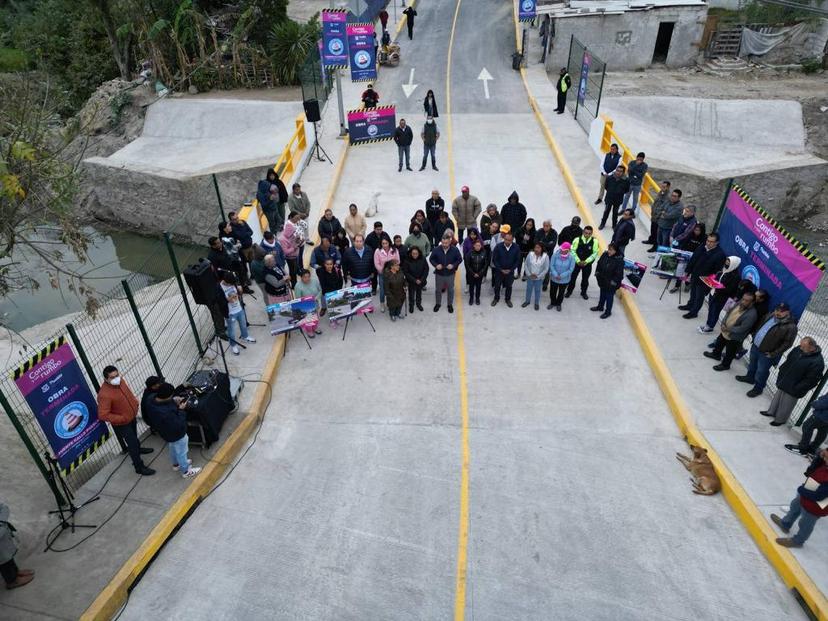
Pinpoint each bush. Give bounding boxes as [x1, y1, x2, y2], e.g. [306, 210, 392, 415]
[801, 57, 822, 74]
[268, 18, 319, 85]
[0, 47, 28, 72]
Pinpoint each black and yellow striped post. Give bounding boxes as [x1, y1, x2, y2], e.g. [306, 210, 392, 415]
[0, 386, 66, 507]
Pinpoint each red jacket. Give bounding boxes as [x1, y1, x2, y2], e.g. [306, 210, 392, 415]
[799, 457, 828, 517]
[97, 379, 139, 427]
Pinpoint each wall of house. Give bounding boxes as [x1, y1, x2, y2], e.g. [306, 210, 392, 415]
[545, 5, 708, 71]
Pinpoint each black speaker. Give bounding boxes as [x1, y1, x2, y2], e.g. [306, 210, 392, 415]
[184, 259, 217, 305]
[303, 98, 321, 123]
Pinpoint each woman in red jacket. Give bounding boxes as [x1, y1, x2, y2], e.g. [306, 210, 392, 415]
[771, 448, 828, 547]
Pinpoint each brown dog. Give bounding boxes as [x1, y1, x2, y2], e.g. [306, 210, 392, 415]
[676, 444, 721, 495]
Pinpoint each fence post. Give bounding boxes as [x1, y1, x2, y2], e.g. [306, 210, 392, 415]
[66, 323, 100, 392]
[574, 46, 587, 121]
[794, 372, 828, 427]
[121, 279, 163, 377]
[212, 173, 226, 222]
[595, 62, 606, 118]
[0, 387, 66, 507]
[712, 178, 734, 233]
[164, 233, 205, 357]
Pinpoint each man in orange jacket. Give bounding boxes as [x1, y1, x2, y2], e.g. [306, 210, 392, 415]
[97, 365, 155, 475]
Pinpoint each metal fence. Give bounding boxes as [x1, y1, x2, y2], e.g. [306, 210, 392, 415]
[565, 35, 607, 134]
[0, 181, 226, 505]
[767, 270, 828, 427]
[300, 43, 334, 108]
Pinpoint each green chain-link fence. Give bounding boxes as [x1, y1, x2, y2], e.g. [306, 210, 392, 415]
[566, 35, 607, 134]
[0, 179, 227, 504]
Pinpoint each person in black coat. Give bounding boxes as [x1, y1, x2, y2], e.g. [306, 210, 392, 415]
[393, 119, 414, 172]
[591, 243, 625, 319]
[318, 209, 343, 239]
[765, 338, 825, 426]
[423, 90, 439, 118]
[558, 216, 582, 246]
[611, 209, 636, 256]
[140, 376, 165, 433]
[501, 191, 527, 235]
[425, 190, 446, 243]
[146, 383, 200, 478]
[600, 165, 630, 230]
[403, 246, 428, 312]
[464, 238, 489, 306]
[432, 211, 455, 243]
[316, 258, 344, 316]
[554, 67, 571, 113]
[679, 232, 727, 319]
[256, 168, 287, 232]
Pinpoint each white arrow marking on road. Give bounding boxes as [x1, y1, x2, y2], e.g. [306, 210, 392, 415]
[401, 68, 418, 98]
[477, 67, 493, 99]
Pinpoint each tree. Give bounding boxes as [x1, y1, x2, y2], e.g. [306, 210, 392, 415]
[89, 0, 133, 81]
[0, 75, 98, 313]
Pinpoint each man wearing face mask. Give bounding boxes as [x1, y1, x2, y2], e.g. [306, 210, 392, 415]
[419, 116, 440, 171]
[97, 365, 156, 476]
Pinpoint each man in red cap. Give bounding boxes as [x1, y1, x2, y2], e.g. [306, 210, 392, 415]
[452, 186, 481, 243]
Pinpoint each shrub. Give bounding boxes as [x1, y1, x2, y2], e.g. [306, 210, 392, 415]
[268, 18, 319, 85]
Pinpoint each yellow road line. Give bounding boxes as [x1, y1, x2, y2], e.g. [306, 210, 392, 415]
[445, 0, 469, 619]
[511, 2, 828, 618]
[81, 336, 286, 621]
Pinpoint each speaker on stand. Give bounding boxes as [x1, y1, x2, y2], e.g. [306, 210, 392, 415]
[303, 98, 332, 164]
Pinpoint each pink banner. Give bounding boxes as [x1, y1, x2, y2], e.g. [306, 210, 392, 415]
[726, 191, 822, 292]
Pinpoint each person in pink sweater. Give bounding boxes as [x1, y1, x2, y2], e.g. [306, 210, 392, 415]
[373, 237, 400, 312]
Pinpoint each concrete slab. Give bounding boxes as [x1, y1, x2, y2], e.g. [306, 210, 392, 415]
[523, 30, 826, 612]
[85, 99, 304, 178]
[600, 96, 825, 178]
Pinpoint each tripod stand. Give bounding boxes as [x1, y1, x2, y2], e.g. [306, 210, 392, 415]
[44, 453, 98, 550]
[311, 121, 332, 164]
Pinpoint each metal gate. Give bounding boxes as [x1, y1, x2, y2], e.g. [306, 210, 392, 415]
[565, 35, 607, 133]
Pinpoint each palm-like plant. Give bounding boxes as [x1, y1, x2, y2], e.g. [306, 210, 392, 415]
[268, 19, 318, 85]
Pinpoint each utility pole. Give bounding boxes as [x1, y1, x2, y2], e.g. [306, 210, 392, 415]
[331, 0, 348, 137]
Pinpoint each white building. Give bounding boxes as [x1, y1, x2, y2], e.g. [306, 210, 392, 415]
[537, 0, 709, 71]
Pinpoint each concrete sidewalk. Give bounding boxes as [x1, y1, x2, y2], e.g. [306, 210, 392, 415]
[522, 44, 828, 608]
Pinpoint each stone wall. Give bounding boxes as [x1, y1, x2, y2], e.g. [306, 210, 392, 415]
[81, 162, 268, 243]
[546, 5, 708, 71]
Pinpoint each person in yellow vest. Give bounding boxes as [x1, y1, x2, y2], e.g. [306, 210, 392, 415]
[555, 67, 571, 114]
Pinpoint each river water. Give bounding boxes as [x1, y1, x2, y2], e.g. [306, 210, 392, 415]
[0, 227, 199, 333]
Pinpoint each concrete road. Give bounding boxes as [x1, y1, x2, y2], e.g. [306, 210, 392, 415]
[119, 1, 806, 619]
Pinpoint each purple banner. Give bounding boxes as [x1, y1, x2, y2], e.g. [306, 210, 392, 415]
[14, 340, 109, 474]
[717, 187, 824, 318]
[347, 23, 377, 82]
[578, 51, 591, 105]
[347, 105, 396, 143]
[322, 9, 349, 68]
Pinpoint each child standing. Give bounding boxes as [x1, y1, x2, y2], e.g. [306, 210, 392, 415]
[384, 261, 406, 321]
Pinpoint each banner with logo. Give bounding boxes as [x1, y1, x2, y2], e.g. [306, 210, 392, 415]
[578, 50, 591, 105]
[519, 0, 537, 21]
[322, 9, 349, 68]
[716, 185, 824, 318]
[13, 336, 109, 475]
[347, 105, 396, 144]
[347, 23, 377, 82]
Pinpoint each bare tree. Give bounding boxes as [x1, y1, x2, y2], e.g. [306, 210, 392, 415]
[0, 75, 99, 315]
[90, 0, 133, 81]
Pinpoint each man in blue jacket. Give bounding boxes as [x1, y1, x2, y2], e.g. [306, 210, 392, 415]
[491, 226, 521, 308]
[678, 232, 726, 319]
[342, 235, 375, 286]
[429, 233, 462, 313]
[622, 152, 648, 213]
[310, 236, 341, 270]
[145, 383, 201, 478]
[595, 143, 621, 205]
[787, 393, 828, 457]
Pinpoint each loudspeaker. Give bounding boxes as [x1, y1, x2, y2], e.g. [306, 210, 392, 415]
[184, 259, 217, 305]
[303, 98, 321, 123]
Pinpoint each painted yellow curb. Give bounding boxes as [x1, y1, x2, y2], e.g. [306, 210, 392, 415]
[80, 335, 286, 621]
[512, 2, 828, 619]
